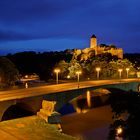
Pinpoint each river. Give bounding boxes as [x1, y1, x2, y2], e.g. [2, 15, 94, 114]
[60, 90, 113, 140]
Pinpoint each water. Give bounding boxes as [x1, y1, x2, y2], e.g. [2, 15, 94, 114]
[59, 90, 110, 115]
[1, 88, 111, 139]
[59, 90, 112, 140]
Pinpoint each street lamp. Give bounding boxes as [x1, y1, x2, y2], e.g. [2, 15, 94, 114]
[126, 68, 130, 78]
[67, 75, 70, 79]
[96, 67, 101, 80]
[76, 71, 82, 88]
[118, 69, 123, 79]
[54, 68, 60, 84]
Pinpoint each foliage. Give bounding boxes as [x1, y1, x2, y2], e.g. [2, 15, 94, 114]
[80, 55, 136, 79]
[55, 52, 136, 80]
[109, 44, 117, 48]
[108, 91, 140, 140]
[0, 57, 19, 86]
[109, 59, 136, 78]
[7, 51, 72, 81]
[5, 51, 137, 81]
[124, 53, 140, 69]
[55, 60, 69, 78]
[68, 59, 82, 79]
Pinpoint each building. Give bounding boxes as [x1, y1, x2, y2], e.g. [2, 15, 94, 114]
[73, 34, 123, 60]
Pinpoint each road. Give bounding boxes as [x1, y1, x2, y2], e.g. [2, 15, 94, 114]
[0, 78, 139, 102]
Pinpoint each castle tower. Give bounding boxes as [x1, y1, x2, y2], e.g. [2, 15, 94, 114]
[90, 34, 97, 49]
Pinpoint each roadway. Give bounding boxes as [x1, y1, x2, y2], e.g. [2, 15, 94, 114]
[0, 78, 139, 102]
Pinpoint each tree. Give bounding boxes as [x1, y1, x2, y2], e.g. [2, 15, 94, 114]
[7, 51, 73, 81]
[109, 59, 136, 78]
[0, 57, 19, 86]
[109, 44, 117, 48]
[108, 91, 140, 140]
[84, 56, 113, 79]
[68, 59, 82, 79]
[55, 60, 69, 79]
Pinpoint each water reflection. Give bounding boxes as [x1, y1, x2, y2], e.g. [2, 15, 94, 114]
[87, 91, 91, 108]
[60, 89, 111, 140]
[59, 89, 110, 115]
[25, 82, 28, 88]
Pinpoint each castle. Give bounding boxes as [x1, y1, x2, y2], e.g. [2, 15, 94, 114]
[73, 34, 123, 60]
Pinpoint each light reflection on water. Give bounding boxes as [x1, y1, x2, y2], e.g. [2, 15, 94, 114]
[87, 91, 91, 108]
[59, 89, 110, 115]
[60, 89, 111, 140]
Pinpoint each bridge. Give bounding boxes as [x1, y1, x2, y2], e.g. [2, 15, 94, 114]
[0, 78, 140, 121]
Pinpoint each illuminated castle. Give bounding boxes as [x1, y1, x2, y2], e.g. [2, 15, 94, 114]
[73, 34, 123, 60]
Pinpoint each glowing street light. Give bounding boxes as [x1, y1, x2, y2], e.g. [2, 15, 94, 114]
[96, 67, 101, 80]
[118, 69, 123, 79]
[76, 71, 82, 88]
[117, 127, 123, 135]
[54, 68, 60, 84]
[115, 127, 123, 140]
[126, 68, 130, 78]
[67, 75, 70, 79]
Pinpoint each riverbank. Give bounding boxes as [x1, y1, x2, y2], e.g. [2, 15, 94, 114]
[0, 116, 78, 140]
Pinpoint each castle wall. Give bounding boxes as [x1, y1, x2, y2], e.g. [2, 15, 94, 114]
[88, 46, 123, 59]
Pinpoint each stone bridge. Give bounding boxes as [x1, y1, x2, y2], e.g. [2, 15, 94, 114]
[0, 80, 140, 121]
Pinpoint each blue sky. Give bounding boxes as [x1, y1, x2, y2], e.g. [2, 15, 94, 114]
[0, 0, 140, 55]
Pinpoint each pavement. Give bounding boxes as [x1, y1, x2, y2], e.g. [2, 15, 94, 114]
[0, 116, 78, 140]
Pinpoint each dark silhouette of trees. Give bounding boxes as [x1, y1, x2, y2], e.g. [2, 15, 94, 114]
[108, 90, 140, 140]
[6, 51, 72, 81]
[0, 57, 19, 86]
[5, 51, 138, 82]
[124, 53, 140, 69]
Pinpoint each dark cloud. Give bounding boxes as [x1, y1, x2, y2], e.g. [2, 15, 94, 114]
[0, 30, 35, 41]
[0, 0, 140, 54]
[0, 0, 89, 22]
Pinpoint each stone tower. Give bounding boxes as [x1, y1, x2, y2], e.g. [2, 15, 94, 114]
[90, 34, 97, 49]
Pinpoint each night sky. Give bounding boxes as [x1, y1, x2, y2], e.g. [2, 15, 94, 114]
[0, 0, 140, 55]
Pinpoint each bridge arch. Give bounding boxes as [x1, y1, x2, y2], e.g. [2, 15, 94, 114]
[54, 86, 128, 111]
[0, 100, 16, 121]
[57, 87, 127, 115]
[2, 103, 34, 121]
[0, 97, 43, 122]
[138, 84, 140, 92]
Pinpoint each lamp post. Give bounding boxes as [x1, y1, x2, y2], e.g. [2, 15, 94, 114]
[118, 69, 123, 79]
[126, 68, 130, 78]
[54, 68, 60, 84]
[96, 67, 101, 80]
[76, 71, 82, 88]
